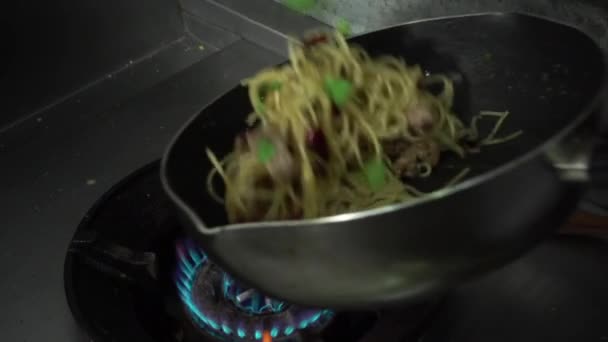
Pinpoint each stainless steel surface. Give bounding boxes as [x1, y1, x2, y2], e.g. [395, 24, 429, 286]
[295, 0, 608, 48]
[546, 117, 597, 183]
[0, 0, 184, 131]
[183, 0, 328, 56]
[0, 0, 318, 340]
[0, 41, 281, 341]
[162, 13, 606, 308]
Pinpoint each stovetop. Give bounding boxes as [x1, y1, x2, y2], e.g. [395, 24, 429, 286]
[64, 162, 435, 342]
[2, 1, 608, 341]
[0, 2, 298, 340]
[63, 162, 608, 342]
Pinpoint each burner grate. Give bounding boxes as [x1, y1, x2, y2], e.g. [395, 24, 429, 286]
[222, 273, 287, 315]
[175, 239, 333, 341]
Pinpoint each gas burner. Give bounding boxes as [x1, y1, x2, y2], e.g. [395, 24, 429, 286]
[222, 274, 286, 315]
[64, 161, 438, 342]
[175, 240, 333, 341]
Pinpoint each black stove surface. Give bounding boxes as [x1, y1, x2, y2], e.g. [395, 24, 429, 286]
[421, 235, 608, 342]
[64, 162, 608, 342]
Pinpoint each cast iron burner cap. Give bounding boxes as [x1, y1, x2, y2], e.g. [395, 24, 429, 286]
[176, 239, 333, 341]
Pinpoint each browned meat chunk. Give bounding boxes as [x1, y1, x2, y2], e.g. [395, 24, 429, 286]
[384, 139, 440, 178]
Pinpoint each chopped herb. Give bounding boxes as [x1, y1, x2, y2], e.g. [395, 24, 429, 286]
[336, 18, 352, 36]
[363, 158, 386, 191]
[268, 80, 282, 91]
[258, 81, 282, 108]
[324, 77, 353, 107]
[254, 100, 266, 114]
[257, 139, 276, 163]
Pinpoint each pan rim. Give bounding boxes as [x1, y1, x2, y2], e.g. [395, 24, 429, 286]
[161, 11, 607, 234]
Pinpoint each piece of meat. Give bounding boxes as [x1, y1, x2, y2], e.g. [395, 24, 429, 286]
[406, 104, 435, 135]
[383, 139, 410, 160]
[234, 134, 246, 153]
[269, 148, 297, 182]
[384, 139, 440, 178]
[245, 128, 297, 182]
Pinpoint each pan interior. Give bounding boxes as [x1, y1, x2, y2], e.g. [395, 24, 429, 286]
[164, 14, 605, 228]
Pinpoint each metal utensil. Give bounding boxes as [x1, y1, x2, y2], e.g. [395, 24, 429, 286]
[161, 13, 606, 309]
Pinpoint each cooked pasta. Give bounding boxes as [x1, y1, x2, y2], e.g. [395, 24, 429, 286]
[206, 31, 521, 223]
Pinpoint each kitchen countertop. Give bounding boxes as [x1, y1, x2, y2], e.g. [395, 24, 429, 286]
[0, 0, 328, 339]
[0, 40, 283, 341]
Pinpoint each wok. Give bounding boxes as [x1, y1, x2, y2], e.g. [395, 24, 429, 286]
[161, 13, 606, 308]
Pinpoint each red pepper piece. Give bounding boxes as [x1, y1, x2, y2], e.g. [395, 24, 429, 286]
[303, 34, 328, 47]
[307, 129, 328, 159]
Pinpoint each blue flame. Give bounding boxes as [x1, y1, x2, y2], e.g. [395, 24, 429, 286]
[175, 240, 334, 341]
[285, 326, 295, 335]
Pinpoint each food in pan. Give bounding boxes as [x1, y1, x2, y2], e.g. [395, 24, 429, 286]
[206, 31, 521, 223]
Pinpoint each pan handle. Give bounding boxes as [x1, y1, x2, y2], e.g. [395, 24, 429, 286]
[546, 115, 596, 184]
[547, 106, 608, 185]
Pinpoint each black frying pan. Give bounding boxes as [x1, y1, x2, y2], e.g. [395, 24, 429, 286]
[161, 13, 606, 309]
